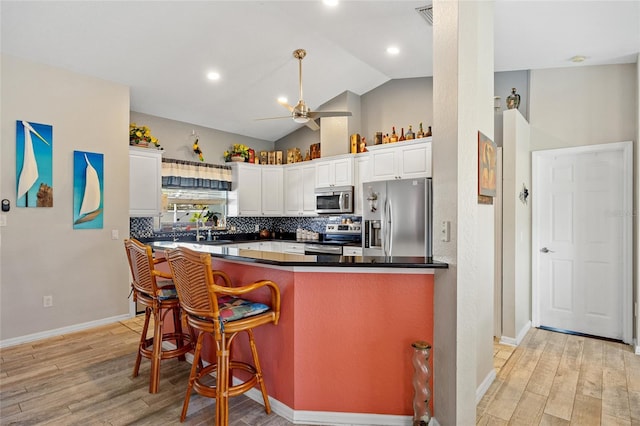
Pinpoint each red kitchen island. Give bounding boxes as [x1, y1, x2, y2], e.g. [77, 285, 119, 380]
[152, 241, 447, 425]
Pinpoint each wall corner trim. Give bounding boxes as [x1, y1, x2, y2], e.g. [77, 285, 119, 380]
[499, 320, 532, 346]
[476, 369, 497, 404]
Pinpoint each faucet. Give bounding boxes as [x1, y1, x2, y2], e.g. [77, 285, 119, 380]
[195, 207, 208, 241]
[196, 220, 206, 241]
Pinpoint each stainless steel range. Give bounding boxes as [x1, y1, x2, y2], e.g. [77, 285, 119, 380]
[304, 222, 362, 255]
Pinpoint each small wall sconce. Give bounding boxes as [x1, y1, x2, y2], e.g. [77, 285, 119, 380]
[519, 183, 529, 205]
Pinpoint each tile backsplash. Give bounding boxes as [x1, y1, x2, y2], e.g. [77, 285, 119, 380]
[130, 215, 361, 239]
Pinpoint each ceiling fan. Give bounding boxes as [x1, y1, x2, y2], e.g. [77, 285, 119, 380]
[258, 49, 352, 131]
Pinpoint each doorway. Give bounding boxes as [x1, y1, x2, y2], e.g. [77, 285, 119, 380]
[532, 141, 632, 343]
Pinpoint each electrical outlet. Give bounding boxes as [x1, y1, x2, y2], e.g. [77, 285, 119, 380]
[43, 295, 53, 308]
[255, 224, 259, 232]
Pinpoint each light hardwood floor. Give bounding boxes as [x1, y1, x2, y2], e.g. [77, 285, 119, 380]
[1, 318, 638, 425]
[477, 328, 640, 425]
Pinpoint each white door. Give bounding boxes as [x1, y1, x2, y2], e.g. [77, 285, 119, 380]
[532, 142, 632, 343]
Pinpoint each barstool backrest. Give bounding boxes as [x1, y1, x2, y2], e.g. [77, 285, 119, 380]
[165, 246, 221, 320]
[124, 238, 160, 296]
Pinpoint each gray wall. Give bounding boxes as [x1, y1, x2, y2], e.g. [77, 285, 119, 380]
[130, 111, 274, 164]
[1, 54, 131, 343]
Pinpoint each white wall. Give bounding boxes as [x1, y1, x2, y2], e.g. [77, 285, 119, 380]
[432, 0, 495, 423]
[0, 55, 131, 343]
[501, 109, 531, 344]
[636, 55, 639, 354]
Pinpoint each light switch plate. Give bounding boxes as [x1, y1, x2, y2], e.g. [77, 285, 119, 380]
[440, 220, 450, 242]
[111, 229, 119, 240]
[0, 215, 6, 227]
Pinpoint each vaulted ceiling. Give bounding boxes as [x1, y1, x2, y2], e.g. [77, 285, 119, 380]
[2, 1, 638, 141]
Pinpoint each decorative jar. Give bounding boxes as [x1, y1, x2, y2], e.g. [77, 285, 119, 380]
[411, 340, 432, 426]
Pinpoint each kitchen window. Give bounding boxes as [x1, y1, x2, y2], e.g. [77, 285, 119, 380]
[158, 188, 228, 232]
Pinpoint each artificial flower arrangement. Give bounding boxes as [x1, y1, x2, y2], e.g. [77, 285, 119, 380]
[193, 138, 204, 161]
[223, 143, 249, 162]
[129, 123, 161, 149]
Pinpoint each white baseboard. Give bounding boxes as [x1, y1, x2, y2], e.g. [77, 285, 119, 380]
[635, 345, 640, 355]
[0, 313, 130, 348]
[476, 369, 496, 404]
[239, 382, 420, 425]
[499, 320, 532, 346]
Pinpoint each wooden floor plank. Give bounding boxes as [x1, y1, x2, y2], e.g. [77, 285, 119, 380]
[602, 343, 631, 423]
[485, 341, 545, 421]
[569, 394, 601, 426]
[508, 390, 546, 425]
[543, 335, 584, 420]
[576, 337, 604, 399]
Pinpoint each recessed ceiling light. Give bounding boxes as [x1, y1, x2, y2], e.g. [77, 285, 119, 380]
[207, 71, 220, 81]
[323, 0, 339, 6]
[387, 46, 400, 55]
[570, 55, 586, 63]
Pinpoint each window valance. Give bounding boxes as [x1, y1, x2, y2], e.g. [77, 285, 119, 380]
[161, 158, 232, 190]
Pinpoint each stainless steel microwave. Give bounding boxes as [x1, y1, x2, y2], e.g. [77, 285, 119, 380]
[315, 186, 354, 214]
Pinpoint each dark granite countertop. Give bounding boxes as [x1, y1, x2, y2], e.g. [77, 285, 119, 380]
[151, 241, 448, 269]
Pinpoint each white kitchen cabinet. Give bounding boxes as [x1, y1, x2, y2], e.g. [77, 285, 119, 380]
[354, 154, 370, 215]
[343, 246, 363, 256]
[368, 138, 432, 181]
[282, 242, 306, 254]
[228, 163, 283, 216]
[129, 147, 162, 217]
[228, 163, 262, 217]
[269, 241, 283, 252]
[261, 167, 283, 216]
[284, 163, 317, 216]
[237, 241, 261, 250]
[315, 156, 353, 188]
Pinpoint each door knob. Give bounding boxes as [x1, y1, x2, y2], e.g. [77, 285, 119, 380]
[540, 247, 555, 253]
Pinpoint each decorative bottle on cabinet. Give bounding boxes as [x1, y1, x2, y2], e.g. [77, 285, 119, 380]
[406, 125, 415, 140]
[390, 127, 398, 143]
[399, 127, 406, 141]
[425, 126, 432, 137]
[416, 122, 424, 139]
[411, 341, 432, 426]
[506, 88, 520, 110]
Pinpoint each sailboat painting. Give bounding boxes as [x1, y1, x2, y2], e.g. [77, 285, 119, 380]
[16, 120, 53, 208]
[73, 151, 104, 229]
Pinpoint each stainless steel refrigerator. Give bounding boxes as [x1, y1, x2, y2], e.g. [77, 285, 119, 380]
[362, 178, 432, 257]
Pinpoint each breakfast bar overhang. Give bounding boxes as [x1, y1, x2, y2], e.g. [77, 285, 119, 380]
[152, 242, 447, 423]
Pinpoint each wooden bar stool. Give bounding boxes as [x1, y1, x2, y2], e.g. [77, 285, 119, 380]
[124, 238, 192, 394]
[165, 246, 281, 425]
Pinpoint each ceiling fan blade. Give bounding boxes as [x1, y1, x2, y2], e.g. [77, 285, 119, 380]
[305, 119, 320, 131]
[255, 116, 291, 121]
[278, 99, 294, 113]
[307, 111, 353, 119]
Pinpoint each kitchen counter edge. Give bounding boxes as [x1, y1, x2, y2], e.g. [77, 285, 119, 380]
[150, 241, 448, 269]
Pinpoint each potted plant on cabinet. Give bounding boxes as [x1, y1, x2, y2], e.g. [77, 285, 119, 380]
[129, 123, 161, 149]
[224, 143, 250, 162]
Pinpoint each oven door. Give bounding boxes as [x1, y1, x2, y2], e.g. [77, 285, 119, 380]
[304, 243, 344, 255]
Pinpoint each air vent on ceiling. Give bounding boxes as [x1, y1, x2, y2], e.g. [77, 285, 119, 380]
[416, 4, 433, 26]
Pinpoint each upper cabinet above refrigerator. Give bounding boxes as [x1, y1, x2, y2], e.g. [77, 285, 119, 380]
[367, 137, 432, 182]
